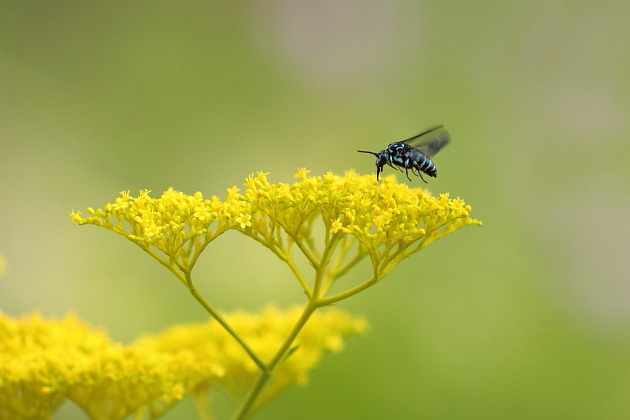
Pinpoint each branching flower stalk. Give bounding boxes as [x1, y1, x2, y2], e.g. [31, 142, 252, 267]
[69, 168, 481, 419]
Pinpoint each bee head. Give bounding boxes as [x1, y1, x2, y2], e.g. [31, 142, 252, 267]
[357, 149, 388, 180]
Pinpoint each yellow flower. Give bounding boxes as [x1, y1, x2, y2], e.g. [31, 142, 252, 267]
[226, 185, 241, 200]
[133, 306, 367, 411]
[119, 189, 132, 201]
[293, 167, 311, 180]
[0, 312, 111, 419]
[71, 187, 250, 275]
[71, 169, 480, 298]
[240, 170, 482, 300]
[0, 310, 215, 420]
[1, 308, 362, 419]
[236, 212, 252, 229]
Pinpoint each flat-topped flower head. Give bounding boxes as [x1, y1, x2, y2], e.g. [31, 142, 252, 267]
[71, 187, 250, 273]
[71, 169, 480, 297]
[240, 169, 481, 297]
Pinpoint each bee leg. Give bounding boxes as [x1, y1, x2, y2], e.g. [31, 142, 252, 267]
[405, 168, 412, 181]
[417, 172, 428, 184]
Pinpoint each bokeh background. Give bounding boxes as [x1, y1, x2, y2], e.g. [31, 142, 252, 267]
[2, 1, 630, 418]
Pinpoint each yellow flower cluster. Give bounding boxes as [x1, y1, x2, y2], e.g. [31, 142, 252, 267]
[0, 308, 366, 419]
[134, 306, 367, 411]
[0, 312, 204, 419]
[71, 187, 248, 273]
[241, 170, 481, 298]
[245, 169, 479, 249]
[71, 170, 481, 295]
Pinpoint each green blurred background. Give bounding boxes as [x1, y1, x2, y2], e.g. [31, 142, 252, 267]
[2, 1, 630, 418]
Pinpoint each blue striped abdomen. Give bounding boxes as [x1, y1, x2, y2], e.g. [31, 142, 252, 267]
[386, 143, 438, 178]
[409, 149, 437, 177]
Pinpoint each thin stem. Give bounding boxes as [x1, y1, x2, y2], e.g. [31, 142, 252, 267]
[321, 238, 366, 292]
[238, 232, 312, 296]
[194, 387, 215, 420]
[231, 300, 317, 420]
[318, 274, 379, 306]
[378, 245, 407, 277]
[284, 254, 312, 297]
[334, 247, 367, 279]
[232, 231, 342, 418]
[288, 230, 319, 268]
[185, 272, 267, 372]
[249, 204, 320, 267]
[189, 228, 228, 271]
[313, 231, 342, 295]
[142, 245, 188, 286]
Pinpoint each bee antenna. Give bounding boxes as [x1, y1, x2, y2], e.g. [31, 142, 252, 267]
[357, 150, 378, 156]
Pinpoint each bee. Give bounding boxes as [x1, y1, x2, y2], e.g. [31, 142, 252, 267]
[357, 125, 450, 182]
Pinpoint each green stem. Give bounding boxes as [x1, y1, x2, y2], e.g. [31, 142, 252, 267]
[194, 386, 215, 420]
[284, 254, 312, 297]
[189, 229, 229, 271]
[185, 272, 266, 372]
[230, 300, 318, 420]
[334, 247, 367, 279]
[313, 231, 342, 296]
[318, 274, 379, 306]
[144, 246, 188, 286]
[243, 234, 312, 297]
[289, 231, 319, 268]
[231, 231, 343, 419]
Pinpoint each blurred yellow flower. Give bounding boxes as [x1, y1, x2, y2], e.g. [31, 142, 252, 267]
[293, 167, 311, 180]
[133, 305, 367, 412]
[0, 312, 111, 419]
[0, 308, 365, 419]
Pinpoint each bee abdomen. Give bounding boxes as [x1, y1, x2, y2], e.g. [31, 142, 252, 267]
[411, 152, 437, 177]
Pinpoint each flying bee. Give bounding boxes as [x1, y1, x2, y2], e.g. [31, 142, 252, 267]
[357, 125, 450, 182]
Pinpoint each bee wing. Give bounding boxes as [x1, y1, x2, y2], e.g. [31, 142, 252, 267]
[400, 125, 450, 157]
